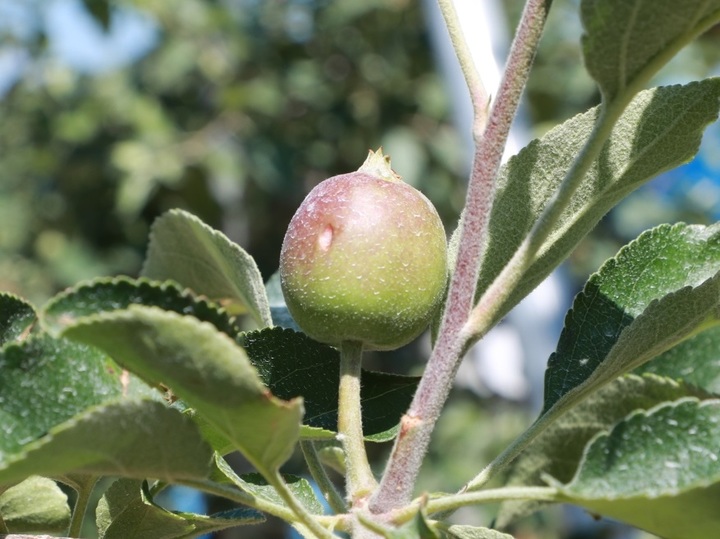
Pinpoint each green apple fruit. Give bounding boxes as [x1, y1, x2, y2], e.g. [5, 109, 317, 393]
[279, 149, 447, 350]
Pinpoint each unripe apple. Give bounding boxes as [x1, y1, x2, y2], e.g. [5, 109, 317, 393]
[279, 149, 447, 350]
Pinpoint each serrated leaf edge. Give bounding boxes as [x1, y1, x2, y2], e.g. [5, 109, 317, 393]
[142, 208, 273, 327]
[0, 397, 185, 487]
[41, 275, 242, 338]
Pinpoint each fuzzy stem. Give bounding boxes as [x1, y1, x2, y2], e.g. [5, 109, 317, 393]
[448, 6, 720, 497]
[452, 105, 631, 496]
[369, 0, 553, 513]
[301, 440, 348, 514]
[268, 470, 338, 539]
[0, 515, 8, 534]
[356, 512, 394, 537]
[181, 478, 300, 522]
[464, 98, 625, 345]
[437, 0, 491, 137]
[427, 486, 556, 518]
[67, 481, 95, 538]
[338, 340, 377, 505]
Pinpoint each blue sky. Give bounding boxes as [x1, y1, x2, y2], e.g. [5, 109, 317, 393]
[43, 0, 158, 73]
[0, 0, 157, 92]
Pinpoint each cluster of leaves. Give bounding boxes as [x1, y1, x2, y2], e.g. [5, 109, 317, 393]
[2, 217, 718, 538]
[1, 0, 720, 538]
[1, 209, 718, 536]
[0, 209, 420, 537]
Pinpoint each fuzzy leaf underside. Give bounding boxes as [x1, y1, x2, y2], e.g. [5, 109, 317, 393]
[581, 0, 720, 100]
[553, 398, 720, 539]
[141, 208, 272, 327]
[0, 294, 36, 348]
[0, 399, 213, 488]
[0, 476, 70, 534]
[43, 276, 240, 340]
[496, 374, 711, 527]
[542, 222, 720, 415]
[443, 526, 514, 539]
[96, 478, 263, 539]
[212, 454, 324, 516]
[61, 306, 303, 474]
[468, 79, 720, 329]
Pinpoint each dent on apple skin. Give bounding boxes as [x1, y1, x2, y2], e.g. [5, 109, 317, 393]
[280, 169, 448, 351]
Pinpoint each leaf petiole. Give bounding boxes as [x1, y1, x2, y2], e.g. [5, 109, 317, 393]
[66, 478, 98, 538]
[300, 440, 348, 514]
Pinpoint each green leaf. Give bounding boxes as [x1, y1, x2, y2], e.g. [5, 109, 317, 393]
[0, 476, 70, 534]
[180, 408, 239, 456]
[496, 374, 710, 528]
[43, 276, 240, 340]
[542, 223, 720, 415]
[553, 398, 720, 539]
[0, 334, 128, 460]
[44, 281, 412, 442]
[471, 79, 720, 328]
[141, 209, 272, 327]
[634, 326, 720, 394]
[443, 525, 514, 539]
[238, 327, 419, 442]
[317, 444, 346, 475]
[384, 510, 439, 539]
[0, 293, 36, 347]
[62, 306, 303, 474]
[362, 508, 439, 539]
[212, 455, 324, 516]
[0, 399, 212, 488]
[97, 478, 263, 539]
[581, 0, 720, 101]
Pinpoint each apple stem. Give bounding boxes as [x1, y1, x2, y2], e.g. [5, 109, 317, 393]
[338, 340, 378, 505]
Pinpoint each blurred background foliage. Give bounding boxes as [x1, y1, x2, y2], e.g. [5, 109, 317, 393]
[2, 0, 717, 305]
[0, 0, 469, 306]
[1, 1, 718, 538]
